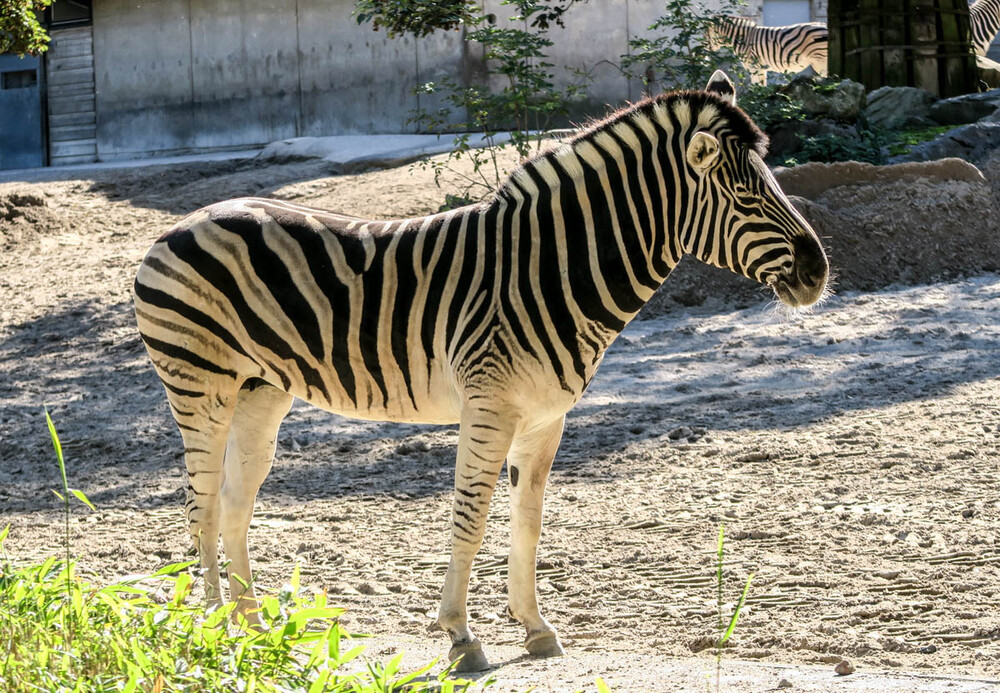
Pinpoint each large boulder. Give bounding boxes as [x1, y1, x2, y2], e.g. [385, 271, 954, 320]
[864, 86, 937, 129]
[784, 78, 867, 121]
[928, 88, 1000, 126]
[889, 121, 1000, 163]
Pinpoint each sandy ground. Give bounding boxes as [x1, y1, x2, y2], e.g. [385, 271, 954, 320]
[1, 150, 999, 692]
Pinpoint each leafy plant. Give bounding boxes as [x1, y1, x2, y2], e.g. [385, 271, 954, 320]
[0, 0, 52, 55]
[406, 1, 586, 200]
[623, 0, 749, 94]
[44, 407, 95, 644]
[713, 524, 753, 692]
[356, 1, 586, 202]
[352, 0, 478, 38]
[0, 412, 488, 691]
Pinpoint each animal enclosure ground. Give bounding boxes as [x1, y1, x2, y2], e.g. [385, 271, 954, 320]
[1, 153, 999, 692]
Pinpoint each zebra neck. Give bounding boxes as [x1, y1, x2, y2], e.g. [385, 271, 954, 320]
[717, 17, 756, 44]
[491, 120, 683, 333]
[973, 0, 1000, 39]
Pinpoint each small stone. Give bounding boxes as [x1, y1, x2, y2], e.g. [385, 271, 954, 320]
[961, 507, 975, 518]
[834, 660, 855, 676]
[777, 679, 794, 689]
[667, 426, 693, 440]
[918, 644, 938, 654]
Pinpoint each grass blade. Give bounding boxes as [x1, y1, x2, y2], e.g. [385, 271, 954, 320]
[719, 572, 754, 645]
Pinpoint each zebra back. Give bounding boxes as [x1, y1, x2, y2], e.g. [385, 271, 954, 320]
[971, 0, 1000, 56]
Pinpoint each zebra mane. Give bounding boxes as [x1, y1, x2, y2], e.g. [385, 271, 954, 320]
[719, 15, 758, 27]
[495, 89, 768, 204]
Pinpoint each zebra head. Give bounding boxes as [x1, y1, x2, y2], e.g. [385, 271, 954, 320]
[680, 70, 828, 308]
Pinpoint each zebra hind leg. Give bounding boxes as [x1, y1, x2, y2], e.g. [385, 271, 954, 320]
[436, 405, 517, 672]
[506, 415, 566, 658]
[165, 379, 241, 608]
[220, 378, 294, 626]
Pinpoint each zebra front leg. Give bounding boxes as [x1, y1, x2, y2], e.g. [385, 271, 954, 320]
[220, 381, 294, 626]
[436, 406, 517, 672]
[506, 415, 565, 658]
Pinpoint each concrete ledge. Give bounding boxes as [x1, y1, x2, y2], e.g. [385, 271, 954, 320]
[256, 133, 515, 171]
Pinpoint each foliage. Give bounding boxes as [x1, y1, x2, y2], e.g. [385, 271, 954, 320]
[7, 412, 487, 692]
[738, 83, 806, 131]
[0, 551, 485, 692]
[782, 127, 887, 166]
[352, 0, 478, 38]
[623, 0, 749, 93]
[884, 124, 955, 156]
[0, 0, 51, 56]
[401, 1, 587, 201]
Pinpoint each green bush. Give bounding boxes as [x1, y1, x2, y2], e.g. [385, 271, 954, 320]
[0, 546, 482, 692]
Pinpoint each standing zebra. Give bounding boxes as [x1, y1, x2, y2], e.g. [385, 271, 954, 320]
[708, 16, 828, 84]
[133, 71, 828, 672]
[971, 0, 1000, 56]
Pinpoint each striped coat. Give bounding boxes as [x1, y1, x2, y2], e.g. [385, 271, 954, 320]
[133, 71, 828, 671]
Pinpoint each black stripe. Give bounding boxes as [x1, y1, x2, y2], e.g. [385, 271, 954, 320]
[550, 156, 625, 333]
[142, 333, 237, 378]
[163, 227, 330, 402]
[390, 231, 419, 408]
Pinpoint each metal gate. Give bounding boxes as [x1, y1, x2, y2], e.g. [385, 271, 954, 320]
[0, 54, 45, 170]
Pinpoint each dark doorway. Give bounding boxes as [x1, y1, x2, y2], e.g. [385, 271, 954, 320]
[0, 54, 45, 170]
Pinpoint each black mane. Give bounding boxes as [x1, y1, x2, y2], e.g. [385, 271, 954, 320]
[494, 89, 768, 204]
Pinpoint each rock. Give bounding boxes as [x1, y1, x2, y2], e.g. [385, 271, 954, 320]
[834, 660, 856, 676]
[773, 158, 986, 200]
[777, 679, 793, 688]
[864, 86, 937, 129]
[785, 77, 867, 121]
[977, 55, 1000, 90]
[890, 121, 1000, 164]
[928, 88, 1000, 126]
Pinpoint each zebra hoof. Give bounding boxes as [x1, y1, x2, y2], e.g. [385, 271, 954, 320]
[525, 631, 565, 658]
[449, 638, 490, 672]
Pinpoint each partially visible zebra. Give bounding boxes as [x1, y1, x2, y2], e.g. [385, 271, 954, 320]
[708, 15, 828, 84]
[133, 71, 828, 672]
[971, 0, 1000, 56]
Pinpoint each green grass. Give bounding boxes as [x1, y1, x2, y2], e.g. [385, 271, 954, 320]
[885, 124, 955, 156]
[0, 543, 486, 692]
[0, 411, 487, 692]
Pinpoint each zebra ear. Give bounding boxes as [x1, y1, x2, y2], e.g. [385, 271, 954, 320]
[686, 131, 720, 174]
[705, 70, 736, 106]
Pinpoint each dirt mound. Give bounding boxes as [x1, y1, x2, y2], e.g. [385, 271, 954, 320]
[644, 157, 1000, 315]
[0, 189, 68, 249]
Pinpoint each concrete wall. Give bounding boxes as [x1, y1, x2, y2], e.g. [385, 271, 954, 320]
[90, 0, 740, 161]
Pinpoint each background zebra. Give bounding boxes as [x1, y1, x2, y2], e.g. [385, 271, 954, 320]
[133, 71, 828, 672]
[971, 0, 1000, 56]
[708, 16, 829, 84]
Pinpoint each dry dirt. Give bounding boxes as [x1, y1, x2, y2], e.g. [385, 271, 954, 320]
[1, 148, 1000, 692]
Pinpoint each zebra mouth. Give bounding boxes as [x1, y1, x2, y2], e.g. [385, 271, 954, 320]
[765, 235, 829, 308]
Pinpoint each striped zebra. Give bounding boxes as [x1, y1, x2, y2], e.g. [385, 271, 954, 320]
[133, 71, 828, 672]
[971, 0, 1000, 56]
[708, 16, 828, 84]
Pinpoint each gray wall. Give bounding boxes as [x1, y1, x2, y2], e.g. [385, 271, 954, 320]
[90, 0, 721, 161]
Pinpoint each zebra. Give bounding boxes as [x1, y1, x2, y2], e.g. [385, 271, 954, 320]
[971, 0, 1000, 56]
[133, 71, 828, 672]
[707, 16, 828, 84]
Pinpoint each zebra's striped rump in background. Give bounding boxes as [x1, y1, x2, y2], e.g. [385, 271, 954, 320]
[971, 0, 1000, 56]
[708, 16, 829, 84]
[133, 71, 827, 671]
